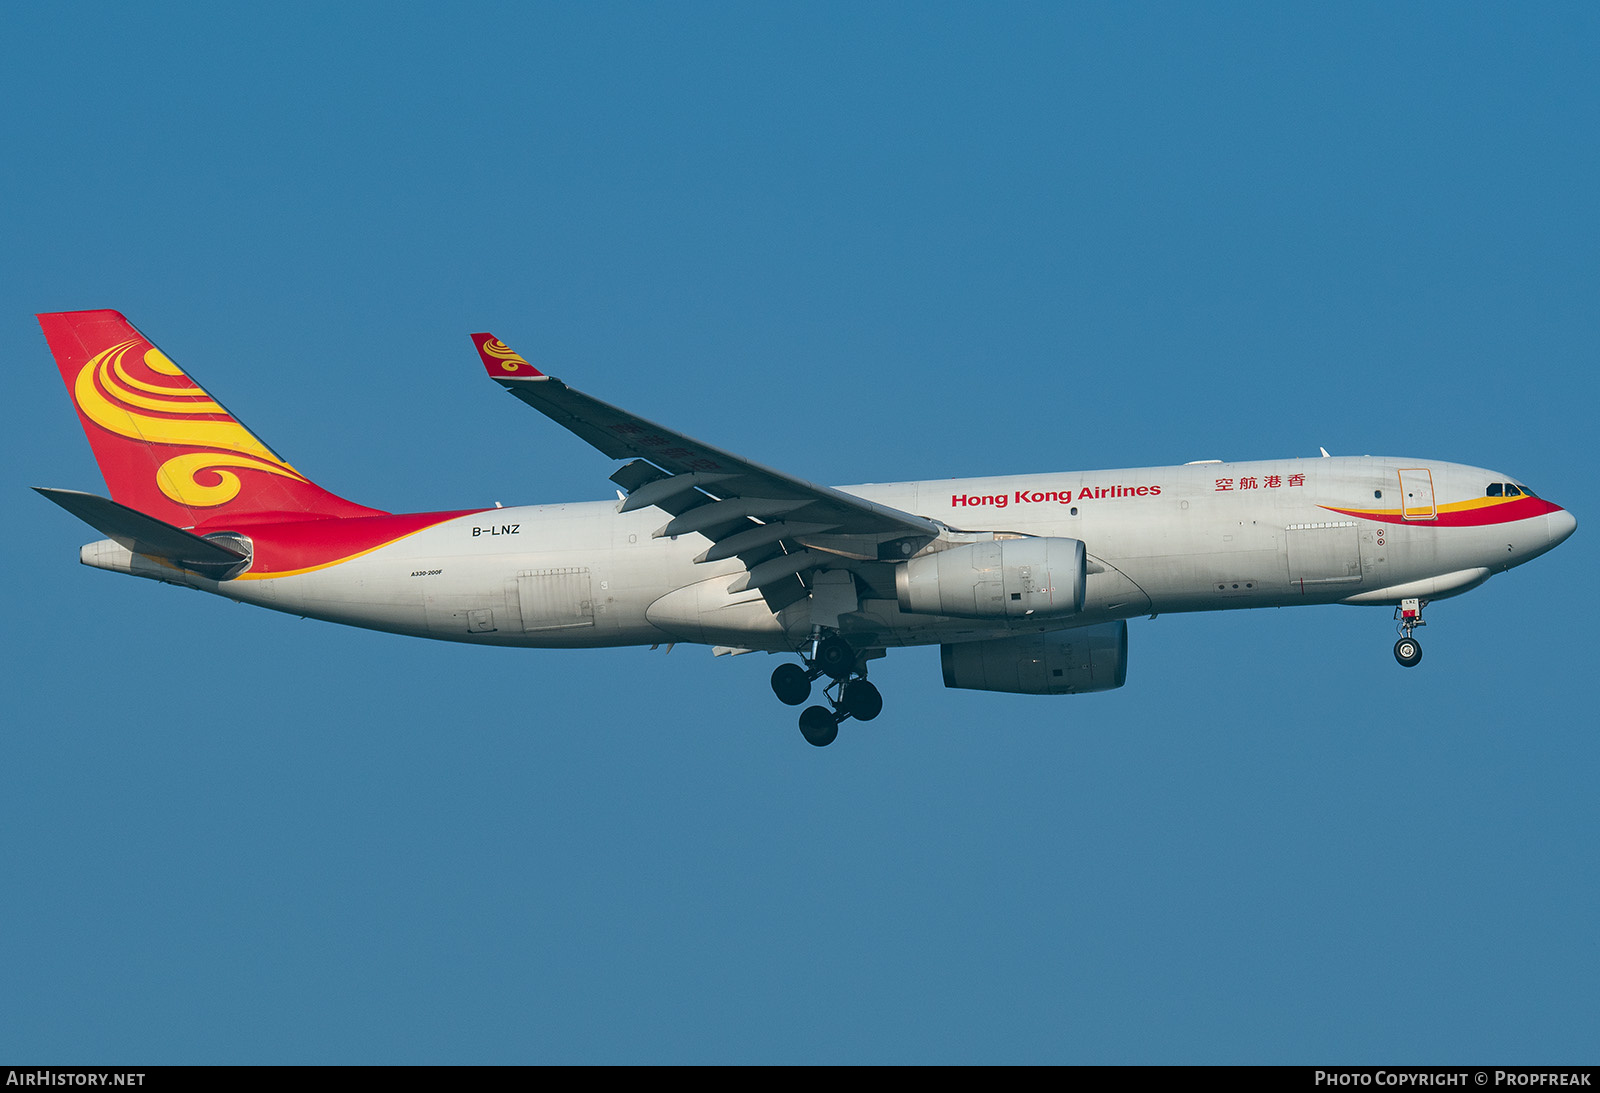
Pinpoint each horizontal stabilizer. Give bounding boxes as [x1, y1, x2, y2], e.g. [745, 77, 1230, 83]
[34, 487, 250, 574]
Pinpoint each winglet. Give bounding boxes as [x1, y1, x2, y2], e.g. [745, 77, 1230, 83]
[471, 333, 544, 379]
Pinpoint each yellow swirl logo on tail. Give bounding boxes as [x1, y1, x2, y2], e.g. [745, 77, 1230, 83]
[74, 339, 310, 508]
[480, 338, 532, 372]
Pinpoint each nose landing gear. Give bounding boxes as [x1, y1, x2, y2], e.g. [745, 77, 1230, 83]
[1393, 597, 1426, 667]
[772, 632, 883, 747]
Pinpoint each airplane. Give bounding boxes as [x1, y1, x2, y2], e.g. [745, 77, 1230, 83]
[34, 309, 1577, 746]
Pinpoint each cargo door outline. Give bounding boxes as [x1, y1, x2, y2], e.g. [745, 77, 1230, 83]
[1399, 468, 1436, 521]
[516, 568, 595, 631]
[1286, 523, 1363, 589]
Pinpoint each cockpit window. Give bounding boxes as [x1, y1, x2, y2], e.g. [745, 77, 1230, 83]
[1486, 483, 1503, 497]
[1519, 484, 1538, 498]
[1505, 484, 1523, 497]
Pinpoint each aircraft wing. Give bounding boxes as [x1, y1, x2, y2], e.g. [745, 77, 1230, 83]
[471, 334, 939, 610]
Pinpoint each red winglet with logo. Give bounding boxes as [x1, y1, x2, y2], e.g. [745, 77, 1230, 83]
[471, 332, 544, 378]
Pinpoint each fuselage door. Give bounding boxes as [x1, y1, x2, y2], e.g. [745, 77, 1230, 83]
[1286, 523, 1363, 586]
[517, 568, 596, 631]
[1398, 468, 1436, 521]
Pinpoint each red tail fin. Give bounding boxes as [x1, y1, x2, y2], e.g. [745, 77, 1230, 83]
[38, 310, 385, 527]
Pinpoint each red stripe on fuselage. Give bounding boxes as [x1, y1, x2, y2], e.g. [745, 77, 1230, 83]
[196, 509, 488, 576]
[1320, 495, 1561, 527]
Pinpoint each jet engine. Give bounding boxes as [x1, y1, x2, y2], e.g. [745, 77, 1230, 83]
[940, 621, 1128, 695]
[896, 536, 1086, 619]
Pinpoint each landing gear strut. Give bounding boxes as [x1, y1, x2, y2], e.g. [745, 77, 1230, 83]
[1393, 597, 1426, 668]
[771, 632, 883, 746]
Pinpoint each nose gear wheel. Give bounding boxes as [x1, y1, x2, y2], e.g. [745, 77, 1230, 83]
[1394, 637, 1422, 667]
[1392, 597, 1427, 668]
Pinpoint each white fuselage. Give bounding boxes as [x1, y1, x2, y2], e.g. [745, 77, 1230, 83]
[131, 456, 1568, 655]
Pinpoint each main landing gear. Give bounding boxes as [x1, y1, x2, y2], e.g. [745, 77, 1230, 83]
[1393, 597, 1426, 668]
[770, 632, 882, 747]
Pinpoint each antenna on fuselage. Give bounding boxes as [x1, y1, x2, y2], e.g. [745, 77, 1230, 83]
[1319, 447, 1331, 458]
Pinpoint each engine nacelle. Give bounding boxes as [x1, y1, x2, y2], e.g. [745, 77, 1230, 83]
[896, 536, 1086, 619]
[940, 621, 1128, 695]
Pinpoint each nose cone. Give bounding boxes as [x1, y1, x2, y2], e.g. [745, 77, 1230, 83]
[1547, 506, 1577, 549]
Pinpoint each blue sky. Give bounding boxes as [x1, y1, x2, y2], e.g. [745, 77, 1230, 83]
[2, 3, 1595, 1063]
